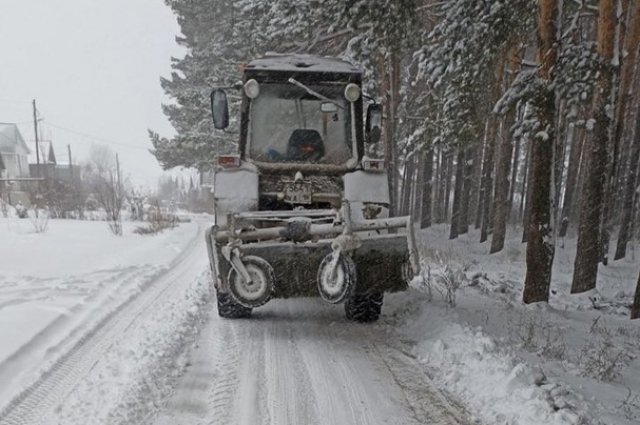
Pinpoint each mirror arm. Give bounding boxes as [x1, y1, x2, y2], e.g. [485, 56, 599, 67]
[362, 93, 378, 102]
[212, 81, 243, 91]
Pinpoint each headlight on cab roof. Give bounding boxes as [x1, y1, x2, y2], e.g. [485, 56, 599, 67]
[244, 79, 260, 99]
[344, 83, 361, 102]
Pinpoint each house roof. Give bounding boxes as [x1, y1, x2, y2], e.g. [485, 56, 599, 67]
[0, 123, 30, 155]
[246, 54, 361, 75]
[28, 140, 56, 165]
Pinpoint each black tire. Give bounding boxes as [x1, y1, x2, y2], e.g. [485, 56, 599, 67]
[317, 253, 356, 304]
[227, 256, 275, 308]
[344, 293, 383, 322]
[217, 292, 252, 318]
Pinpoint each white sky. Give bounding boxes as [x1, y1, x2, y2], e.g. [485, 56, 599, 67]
[0, 0, 185, 187]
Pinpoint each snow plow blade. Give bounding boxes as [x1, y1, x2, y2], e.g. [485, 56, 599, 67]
[206, 207, 420, 300]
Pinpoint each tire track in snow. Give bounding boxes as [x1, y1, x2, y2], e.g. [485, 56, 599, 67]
[0, 224, 204, 425]
[262, 306, 320, 425]
[373, 342, 473, 424]
[153, 298, 476, 425]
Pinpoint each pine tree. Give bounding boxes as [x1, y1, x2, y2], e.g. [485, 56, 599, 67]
[490, 41, 523, 253]
[522, 0, 558, 304]
[150, 0, 264, 170]
[571, 0, 617, 294]
[614, 95, 640, 260]
[613, 2, 640, 260]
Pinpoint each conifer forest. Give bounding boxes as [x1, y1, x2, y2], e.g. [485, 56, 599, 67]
[151, 0, 640, 316]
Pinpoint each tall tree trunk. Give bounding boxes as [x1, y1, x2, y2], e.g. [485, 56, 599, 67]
[509, 106, 526, 218]
[523, 0, 558, 304]
[401, 156, 416, 216]
[382, 53, 400, 216]
[475, 128, 489, 230]
[480, 118, 498, 243]
[521, 141, 534, 242]
[614, 106, 640, 260]
[508, 127, 522, 218]
[572, 128, 590, 225]
[559, 124, 585, 237]
[571, 0, 616, 294]
[631, 268, 640, 319]
[443, 151, 454, 222]
[420, 147, 434, 228]
[491, 114, 518, 253]
[433, 147, 443, 223]
[459, 145, 474, 234]
[472, 139, 486, 229]
[450, 147, 465, 239]
[480, 49, 509, 243]
[554, 101, 567, 218]
[491, 42, 522, 252]
[613, 3, 640, 259]
[413, 154, 424, 221]
[600, 0, 633, 265]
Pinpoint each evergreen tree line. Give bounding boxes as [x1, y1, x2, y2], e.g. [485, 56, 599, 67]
[151, 0, 640, 317]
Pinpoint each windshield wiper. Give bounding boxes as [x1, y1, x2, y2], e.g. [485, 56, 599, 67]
[287, 78, 345, 109]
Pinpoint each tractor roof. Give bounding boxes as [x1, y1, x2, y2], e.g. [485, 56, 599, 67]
[246, 54, 361, 75]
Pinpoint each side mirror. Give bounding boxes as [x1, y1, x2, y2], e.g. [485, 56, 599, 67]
[211, 89, 229, 130]
[365, 104, 383, 144]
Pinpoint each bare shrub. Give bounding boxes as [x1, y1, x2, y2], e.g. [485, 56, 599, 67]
[508, 312, 566, 360]
[435, 264, 464, 307]
[83, 145, 126, 236]
[29, 207, 50, 233]
[410, 264, 433, 301]
[579, 324, 632, 382]
[134, 205, 177, 235]
[133, 201, 179, 235]
[618, 388, 640, 421]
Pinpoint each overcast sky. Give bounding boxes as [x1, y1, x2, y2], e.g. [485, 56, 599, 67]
[0, 0, 184, 187]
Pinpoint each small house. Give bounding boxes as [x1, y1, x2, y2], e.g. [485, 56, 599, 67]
[0, 123, 31, 205]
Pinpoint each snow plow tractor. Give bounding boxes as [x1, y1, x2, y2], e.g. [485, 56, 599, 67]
[205, 54, 420, 322]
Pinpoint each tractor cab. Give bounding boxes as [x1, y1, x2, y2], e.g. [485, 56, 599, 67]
[211, 54, 382, 173]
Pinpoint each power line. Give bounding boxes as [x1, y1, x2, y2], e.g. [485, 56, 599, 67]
[0, 99, 31, 105]
[44, 122, 152, 151]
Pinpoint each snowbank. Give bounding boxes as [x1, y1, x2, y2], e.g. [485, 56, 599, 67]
[387, 224, 640, 425]
[0, 218, 201, 410]
[393, 294, 587, 425]
[54, 272, 210, 424]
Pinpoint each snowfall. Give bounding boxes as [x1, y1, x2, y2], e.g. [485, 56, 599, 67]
[0, 212, 638, 425]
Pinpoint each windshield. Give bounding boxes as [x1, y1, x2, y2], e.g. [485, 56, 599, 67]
[248, 83, 352, 164]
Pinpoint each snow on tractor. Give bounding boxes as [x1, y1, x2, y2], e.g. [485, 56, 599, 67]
[205, 54, 420, 322]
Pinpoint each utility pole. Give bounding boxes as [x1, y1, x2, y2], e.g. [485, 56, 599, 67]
[115, 153, 121, 208]
[32, 99, 40, 177]
[67, 144, 73, 180]
[115, 153, 121, 188]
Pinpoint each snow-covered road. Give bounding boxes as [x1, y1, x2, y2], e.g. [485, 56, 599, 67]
[152, 298, 471, 425]
[1, 217, 472, 425]
[0, 220, 209, 425]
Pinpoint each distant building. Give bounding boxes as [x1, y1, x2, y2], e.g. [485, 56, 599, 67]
[0, 123, 31, 205]
[28, 140, 57, 180]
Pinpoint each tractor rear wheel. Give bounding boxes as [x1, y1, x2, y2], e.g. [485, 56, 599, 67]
[344, 293, 383, 322]
[217, 292, 252, 318]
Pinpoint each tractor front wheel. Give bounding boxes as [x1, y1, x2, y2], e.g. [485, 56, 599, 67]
[344, 293, 383, 322]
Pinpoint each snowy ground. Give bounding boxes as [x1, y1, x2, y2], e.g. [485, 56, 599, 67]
[401, 224, 640, 425]
[1, 217, 638, 425]
[0, 217, 209, 423]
